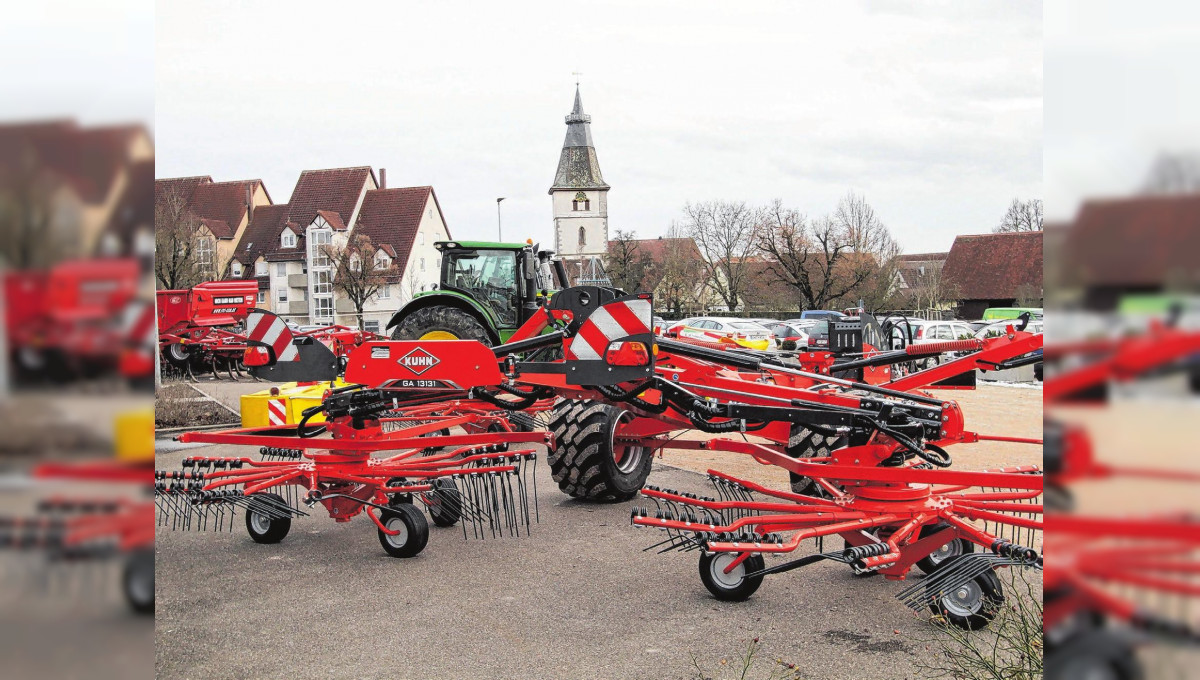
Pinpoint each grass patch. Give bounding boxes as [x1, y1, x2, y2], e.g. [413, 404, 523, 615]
[155, 384, 238, 428]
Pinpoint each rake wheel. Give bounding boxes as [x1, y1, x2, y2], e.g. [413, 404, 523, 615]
[378, 503, 429, 558]
[547, 400, 653, 502]
[1045, 630, 1142, 680]
[245, 493, 292, 544]
[699, 552, 765, 602]
[123, 550, 155, 615]
[425, 478, 461, 527]
[915, 524, 975, 575]
[926, 556, 1003, 630]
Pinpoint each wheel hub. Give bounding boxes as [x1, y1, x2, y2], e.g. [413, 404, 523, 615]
[250, 511, 270, 534]
[385, 517, 409, 547]
[708, 553, 745, 589]
[944, 581, 984, 616]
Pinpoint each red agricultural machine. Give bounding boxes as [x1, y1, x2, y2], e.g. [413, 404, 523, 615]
[156, 280, 385, 381]
[160, 285, 1043, 629]
[1043, 319, 1200, 677]
[1, 458, 154, 614]
[4, 257, 154, 385]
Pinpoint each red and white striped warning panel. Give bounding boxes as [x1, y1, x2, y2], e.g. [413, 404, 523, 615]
[567, 298, 652, 361]
[267, 398, 287, 425]
[245, 311, 299, 362]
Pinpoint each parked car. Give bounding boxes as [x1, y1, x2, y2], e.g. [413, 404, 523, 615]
[663, 318, 699, 337]
[982, 307, 1043, 322]
[652, 316, 665, 334]
[675, 317, 775, 351]
[771, 319, 830, 350]
[795, 310, 846, 321]
[910, 320, 977, 343]
[974, 319, 1044, 340]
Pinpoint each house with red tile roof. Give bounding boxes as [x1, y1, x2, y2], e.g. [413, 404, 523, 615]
[0, 120, 154, 263]
[153, 175, 272, 280]
[224, 167, 451, 331]
[941, 231, 1043, 319]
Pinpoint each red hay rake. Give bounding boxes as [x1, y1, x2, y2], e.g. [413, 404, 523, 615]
[162, 287, 1042, 629]
[1042, 320, 1200, 674]
[0, 460, 154, 614]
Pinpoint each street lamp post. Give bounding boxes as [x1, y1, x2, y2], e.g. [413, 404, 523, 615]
[496, 197, 506, 241]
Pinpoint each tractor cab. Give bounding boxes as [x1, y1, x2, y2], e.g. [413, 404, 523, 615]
[388, 240, 567, 344]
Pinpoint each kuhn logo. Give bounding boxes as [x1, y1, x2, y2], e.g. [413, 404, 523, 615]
[398, 348, 439, 375]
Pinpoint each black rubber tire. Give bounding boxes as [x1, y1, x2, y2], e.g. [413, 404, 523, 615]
[425, 478, 462, 527]
[915, 524, 975, 575]
[163, 342, 192, 367]
[122, 550, 155, 615]
[1044, 482, 1075, 513]
[785, 426, 845, 495]
[547, 400, 654, 502]
[244, 493, 292, 544]
[391, 306, 492, 346]
[926, 556, 1004, 630]
[1046, 630, 1143, 680]
[377, 503, 429, 558]
[699, 552, 765, 602]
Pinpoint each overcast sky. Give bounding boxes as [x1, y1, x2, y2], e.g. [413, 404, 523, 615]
[153, 1, 1042, 254]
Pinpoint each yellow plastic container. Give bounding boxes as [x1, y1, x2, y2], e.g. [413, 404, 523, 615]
[116, 408, 155, 463]
[240, 379, 346, 428]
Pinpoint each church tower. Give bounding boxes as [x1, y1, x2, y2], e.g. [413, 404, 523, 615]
[550, 86, 610, 283]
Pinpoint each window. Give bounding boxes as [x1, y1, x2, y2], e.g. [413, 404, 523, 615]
[194, 236, 214, 274]
[231, 261, 243, 277]
[256, 260, 268, 276]
[257, 291, 266, 304]
[374, 251, 388, 270]
[364, 320, 380, 334]
[420, 257, 426, 272]
[377, 285, 390, 299]
[281, 229, 297, 248]
[309, 229, 331, 268]
[276, 288, 287, 303]
[572, 191, 590, 211]
[442, 248, 520, 326]
[350, 254, 361, 272]
[578, 226, 587, 248]
[275, 263, 287, 277]
[314, 297, 333, 321]
[418, 232, 425, 246]
[314, 270, 332, 296]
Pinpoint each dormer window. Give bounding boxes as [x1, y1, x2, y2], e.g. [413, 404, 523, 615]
[281, 228, 297, 248]
[572, 191, 590, 211]
[255, 259, 268, 276]
[231, 260, 243, 278]
[374, 251, 389, 270]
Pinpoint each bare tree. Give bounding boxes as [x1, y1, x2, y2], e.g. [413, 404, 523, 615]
[605, 229, 653, 293]
[646, 228, 708, 318]
[757, 194, 899, 312]
[324, 233, 396, 328]
[994, 198, 1044, 233]
[0, 145, 76, 268]
[899, 259, 958, 312]
[154, 186, 208, 289]
[1142, 151, 1200, 194]
[681, 201, 758, 311]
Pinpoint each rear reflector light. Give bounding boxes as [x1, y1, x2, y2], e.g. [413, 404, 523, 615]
[244, 346, 270, 366]
[605, 341, 651, 366]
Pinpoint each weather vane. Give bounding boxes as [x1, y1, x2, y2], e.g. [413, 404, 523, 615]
[572, 71, 583, 86]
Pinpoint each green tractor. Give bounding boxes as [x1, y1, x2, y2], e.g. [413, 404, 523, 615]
[387, 240, 655, 503]
[387, 240, 568, 345]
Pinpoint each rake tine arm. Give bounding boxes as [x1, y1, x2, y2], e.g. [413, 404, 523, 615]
[642, 487, 833, 516]
[242, 472, 305, 496]
[952, 500, 1044, 514]
[705, 469, 843, 506]
[949, 505, 1042, 530]
[706, 514, 905, 554]
[942, 490, 1044, 502]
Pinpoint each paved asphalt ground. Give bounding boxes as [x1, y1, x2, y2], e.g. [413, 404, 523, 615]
[154, 381, 990, 680]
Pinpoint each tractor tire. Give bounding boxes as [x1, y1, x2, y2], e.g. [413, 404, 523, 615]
[547, 400, 653, 502]
[392, 306, 492, 346]
[1046, 630, 1143, 680]
[122, 550, 155, 615]
[785, 426, 846, 495]
[425, 478, 462, 527]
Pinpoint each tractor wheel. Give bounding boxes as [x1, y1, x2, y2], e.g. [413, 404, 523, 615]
[425, 478, 462, 527]
[122, 550, 155, 615]
[378, 503, 429, 558]
[1046, 631, 1143, 680]
[244, 493, 292, 544]
[915, 524, 975, 575]
[392, 306, 492, 346]
[699, 552, 765, 601]
[926, 556, 1004, 630]
[785, 426, 845, 495]
[547, 400, 654, 502]
[163, 342, 192, 367]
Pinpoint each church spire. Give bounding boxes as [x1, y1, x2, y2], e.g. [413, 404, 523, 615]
[551, 85, 608, 192]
